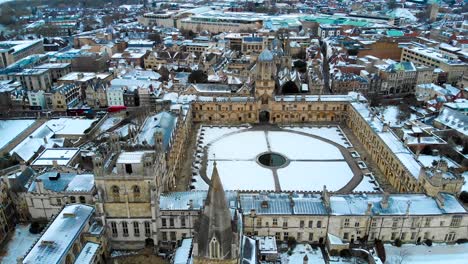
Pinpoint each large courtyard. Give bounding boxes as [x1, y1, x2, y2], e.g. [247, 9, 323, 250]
[190, 125, 382, 193]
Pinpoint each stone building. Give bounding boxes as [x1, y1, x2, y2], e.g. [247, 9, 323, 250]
[94, 137, 169, 249]
[48, 83, 81, 111]
[0, 177, 16, 244]
[240, 191, 467, 245]
[19, 204, 107, 264]
[24, 171, 96, 220]
[378, 62, 417, 96]
[85, 82, 108, 108]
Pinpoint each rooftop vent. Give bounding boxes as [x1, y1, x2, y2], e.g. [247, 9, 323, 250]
[63, 212, 76, 218]
[41, 240, 55, 246]
[49, 172, 61, 181]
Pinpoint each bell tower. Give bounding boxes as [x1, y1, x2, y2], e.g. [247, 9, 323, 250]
[255, 49, 276, 98]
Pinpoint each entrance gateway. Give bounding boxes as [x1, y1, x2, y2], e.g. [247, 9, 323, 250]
[259, 111, 270, 123]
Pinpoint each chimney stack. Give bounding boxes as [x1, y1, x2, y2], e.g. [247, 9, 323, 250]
[366, 202, 373, 215]
[406, 200, 412, 215]
[380, 192, 390, 209]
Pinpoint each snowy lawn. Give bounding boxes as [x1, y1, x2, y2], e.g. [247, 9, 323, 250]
[195, 126, 355, 191]
[0, 120, 35, 150]
[206, 160, 275, 191]
[277, 161, 353, 191]
[198, 125, 249, 148]
[207, 131, 268, 160]
[268, 132, 344, 160]
[282, 126, 352, 147]
[0, 224, 40, 263]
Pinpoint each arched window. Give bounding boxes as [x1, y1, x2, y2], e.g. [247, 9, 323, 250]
[79, 196, 86, 204]
[112, 186, 120, 201]
[133, 185, 141, 200]
[70, 196, 76, 203]
[209, 237, 220, 259]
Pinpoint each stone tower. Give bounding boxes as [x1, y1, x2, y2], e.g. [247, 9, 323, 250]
[196, 161, 237, 260]
[255, 49, 276, 99]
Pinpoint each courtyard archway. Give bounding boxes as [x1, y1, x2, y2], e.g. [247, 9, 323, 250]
[259, 111, 270, 123]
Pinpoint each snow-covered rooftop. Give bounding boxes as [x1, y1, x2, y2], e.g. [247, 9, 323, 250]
[136, 112, 177, 148]
[330, 193, 466, 216]
[352, 103, 423, 179]
[28, 172, 94, 193]
[173, 238, 193, 264]
[73, 242, 100, 264]
[45, 118, 99, 136]
[23, 204, 95, 264]
[31, 148, 80, 166]
[239, 193, 327, 215]
[434, 107, 468, 136]
[0, 119, 35, 150]
[116, 151, 153, 164]
[159, 191, 237, 211]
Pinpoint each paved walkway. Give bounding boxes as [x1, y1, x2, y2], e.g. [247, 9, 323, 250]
[340, 126, 395, 192]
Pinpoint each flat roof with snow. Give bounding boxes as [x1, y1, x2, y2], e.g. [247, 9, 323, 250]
[22, 204, 95, 264]
[44, 118, 99, 136]
[31, 148, 80, 166]
[116, 151, 154, 164]
[0, 119, 36, 150]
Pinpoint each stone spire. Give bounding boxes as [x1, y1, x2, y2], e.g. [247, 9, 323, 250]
[197, 161, 235, 259]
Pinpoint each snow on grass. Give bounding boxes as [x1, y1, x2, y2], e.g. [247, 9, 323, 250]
[277, 161, 353, 191]
[282, 126, 352, 147]
[0, 224, 40, 263]
[206, 160, 275, 191]
[268, 132, 344, 160]
[199, 125, 249, 147]
[384, 243, 468, 264]
[207, 131, 268, 160]
[378, 106, 418, 127]
[0, 119, 35, 150]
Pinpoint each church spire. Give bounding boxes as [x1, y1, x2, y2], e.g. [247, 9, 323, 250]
[196, 161, 235, 259]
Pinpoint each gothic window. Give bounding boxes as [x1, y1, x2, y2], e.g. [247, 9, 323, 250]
[209, 237, 220, 259]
